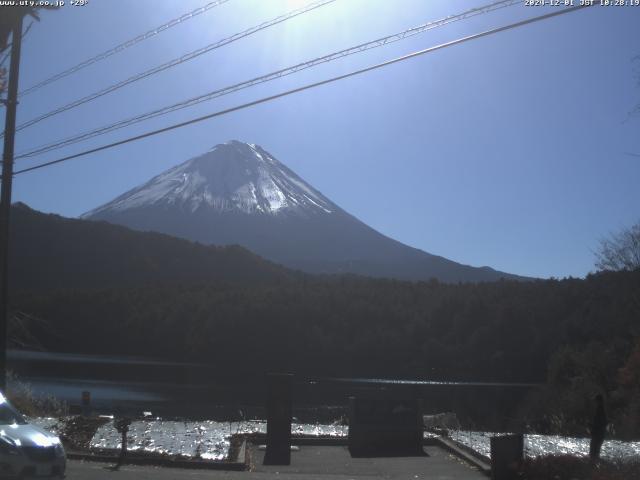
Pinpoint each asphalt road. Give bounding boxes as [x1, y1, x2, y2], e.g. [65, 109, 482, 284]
[67, 461, 382, 479]
[68, 461, 262, 479]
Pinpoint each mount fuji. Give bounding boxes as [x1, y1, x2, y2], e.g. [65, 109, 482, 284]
[83, 140, 522, 282]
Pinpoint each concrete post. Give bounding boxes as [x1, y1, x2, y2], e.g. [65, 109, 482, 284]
[264, 373, 293, 465]
[0, 16, 23, 391]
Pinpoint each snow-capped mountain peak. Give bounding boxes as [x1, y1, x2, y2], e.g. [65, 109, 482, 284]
[83, 140, 335, 217]
[82, 140, 525, 282]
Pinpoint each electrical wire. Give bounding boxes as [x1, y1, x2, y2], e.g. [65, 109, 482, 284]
[9, 0, 336, 134]
[18, 0, 232, 97]
[15, 0, 519, 160]
[11, 3, 594, 177]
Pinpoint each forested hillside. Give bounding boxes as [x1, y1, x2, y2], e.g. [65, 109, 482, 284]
[9, 203, 298, 291]
[15, 271, 638, 379]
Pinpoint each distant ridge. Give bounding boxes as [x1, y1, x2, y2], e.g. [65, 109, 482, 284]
[10, 202, 296, 292]
[83, 140, 526, 283]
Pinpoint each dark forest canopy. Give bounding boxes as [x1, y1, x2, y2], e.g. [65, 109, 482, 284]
[12, 270, 639, 382]
[12, 270, 640, 437]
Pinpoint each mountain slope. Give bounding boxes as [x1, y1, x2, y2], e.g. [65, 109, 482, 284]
[83, 140, 524, 282]
[9, 202, 296, 292]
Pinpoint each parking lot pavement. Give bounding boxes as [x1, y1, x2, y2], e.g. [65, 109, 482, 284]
[67, 460, 382, 479]
[67, 445, 486, 479]
[67, 461, 244, 480]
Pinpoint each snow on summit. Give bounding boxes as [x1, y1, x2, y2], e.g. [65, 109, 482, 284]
[84, 141, 334, 217]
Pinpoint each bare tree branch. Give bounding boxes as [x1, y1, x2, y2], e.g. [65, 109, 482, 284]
[595, 221, 640, 272]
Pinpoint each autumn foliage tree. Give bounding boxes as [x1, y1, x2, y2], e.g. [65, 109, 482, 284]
[615, 338, 640, 438]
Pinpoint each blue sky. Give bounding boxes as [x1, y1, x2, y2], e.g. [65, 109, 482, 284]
[4, 0, 640, 279]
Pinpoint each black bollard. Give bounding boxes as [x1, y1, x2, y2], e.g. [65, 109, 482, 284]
[264, 373, 293, 465]
[113, 416, 132, 470]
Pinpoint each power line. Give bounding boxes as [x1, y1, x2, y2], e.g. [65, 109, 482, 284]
[9, 0, 336, 135]
[17, 0, 232, 97]
[15, 0, 520, 160]
[15, 0, 517, 157]
[11, 3, 594, 177]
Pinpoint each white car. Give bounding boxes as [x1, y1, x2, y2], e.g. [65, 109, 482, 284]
[0, 392, 66, 478]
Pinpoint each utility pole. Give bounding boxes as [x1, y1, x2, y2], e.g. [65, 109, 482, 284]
[0, 15, 24, 391]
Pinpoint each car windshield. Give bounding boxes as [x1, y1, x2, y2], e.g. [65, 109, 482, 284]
[0, 403, 27, 425]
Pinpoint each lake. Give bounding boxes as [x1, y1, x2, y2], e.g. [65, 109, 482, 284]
[8, 349, 538, 426]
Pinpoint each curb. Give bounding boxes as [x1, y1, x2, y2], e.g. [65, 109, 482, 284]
[434, 436, 491, 476]
[68, 436, 491, 475]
